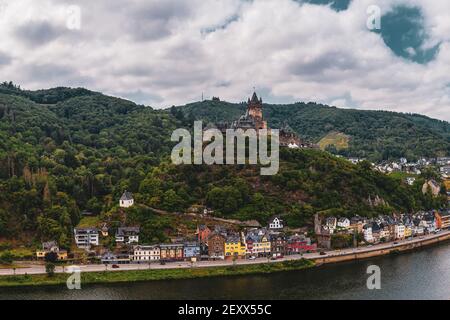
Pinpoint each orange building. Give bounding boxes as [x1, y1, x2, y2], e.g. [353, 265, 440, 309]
[435, 211, 450, 230]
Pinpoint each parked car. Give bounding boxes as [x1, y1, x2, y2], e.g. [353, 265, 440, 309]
[248, 256, 256, 260]
[112, 264, 120, 269]
[319, 251, 327, 256]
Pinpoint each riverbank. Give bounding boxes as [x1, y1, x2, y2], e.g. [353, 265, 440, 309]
[0, 259, 314, 288]
[312, 230, 450, 265]
[1, 230, 449, 288]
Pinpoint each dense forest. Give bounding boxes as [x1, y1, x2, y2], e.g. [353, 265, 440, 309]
[178, 99, 450, 161]
[0, 82, 447, 248]
[139, 148, 446, 227]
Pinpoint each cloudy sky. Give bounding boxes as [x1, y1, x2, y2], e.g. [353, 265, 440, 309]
[0, 0, 449, 121]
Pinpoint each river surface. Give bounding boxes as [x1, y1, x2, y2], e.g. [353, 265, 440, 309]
[1, 243, 450, 300]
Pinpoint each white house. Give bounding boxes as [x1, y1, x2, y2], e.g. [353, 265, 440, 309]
[337, 218, 351, 229]
[116, 227, 140, 244]
[326, 217, 337, 233]
[120, 191, 134, 208]
[133, 245, 160, 263]
[394, 224, 405, 240]
[268, 216, 284, 230]
[363, 225, 374, 243]
[406, 177, 416, 186]
[380, 228, 391, 241]
[413, 225, 424, 236]
[74, 228, 99, 249]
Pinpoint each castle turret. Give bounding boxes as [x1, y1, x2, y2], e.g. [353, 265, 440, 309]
[246, 92, 266, 130]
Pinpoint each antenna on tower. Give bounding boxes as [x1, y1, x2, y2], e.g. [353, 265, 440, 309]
[202, 92, 204, 102]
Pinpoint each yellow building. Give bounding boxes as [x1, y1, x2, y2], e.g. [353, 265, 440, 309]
[404, 226, 412, 238]
[57, 250, 68, 260]
[225, 234, 246, 260]
[444, 179, 450, 200]
[35, 241, 67, 261]
[36, 250, 47, 259]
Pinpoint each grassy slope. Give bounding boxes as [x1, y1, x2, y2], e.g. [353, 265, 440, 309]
[318, 132, 350, 150]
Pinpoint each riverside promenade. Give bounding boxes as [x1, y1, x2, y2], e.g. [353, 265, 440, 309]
[1, 230, 449, 276]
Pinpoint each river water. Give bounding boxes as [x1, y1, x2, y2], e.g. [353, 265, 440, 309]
[1, 243, 449, 300]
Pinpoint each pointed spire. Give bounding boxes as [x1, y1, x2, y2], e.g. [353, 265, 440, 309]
[251, 91, 259, 103]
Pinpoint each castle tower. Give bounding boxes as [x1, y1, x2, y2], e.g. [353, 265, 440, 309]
[247, 92, 267, 130]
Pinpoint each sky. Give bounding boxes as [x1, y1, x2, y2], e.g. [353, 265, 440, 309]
[0, 0, 449, 121]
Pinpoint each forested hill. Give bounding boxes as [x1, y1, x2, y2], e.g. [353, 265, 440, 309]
[0, 84, 183, 243]
[178, 100, 450, 161]
[0, 83, 447, 247]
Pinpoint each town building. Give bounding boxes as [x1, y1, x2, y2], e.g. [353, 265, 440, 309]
[314, 214, 332, 249]
[404, 225, 413, 238]
[115, 227, 140, 245]
[119, 191, 134, 208]
[436, 157, 450, 166]
[160, 244, 184, 261]
[183, 242, 201, 261]
[435, 211, 450, 230]
[268, 216, 284, 230]
[133, 245, 160, 263]
[36, 241, 59, 259]
[74, 228, 99, 249]
[379, 223, 391, 242]
[101, 251, 131, 264]
[207, 232, 226, 260]
[394, 224, 406, 240]
[36, 241, 67, 260]
[337, 218, 351, 229]
[269, 233, 286, 258]
[350, 216, 365, 234]
[286, 234, 317, 254]
[363, 224, 374, 243]
[245, 229, 271, 257]
[196, 225, 211, 244]
[224, 233, 246, 260]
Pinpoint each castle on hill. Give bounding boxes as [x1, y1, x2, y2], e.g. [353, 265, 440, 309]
[214, 92, 317, 149]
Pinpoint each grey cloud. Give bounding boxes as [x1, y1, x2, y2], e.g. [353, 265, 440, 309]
[1, 0, 449, 122]
[290, 50, 359, 76]
[0, 52, 11, 65]
[14, 21, 66, 47]
[124, 1, 192, 41]
[25, 64, 92, 88]
[27, 64, 73, 80]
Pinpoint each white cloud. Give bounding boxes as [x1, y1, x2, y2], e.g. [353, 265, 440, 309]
[0, 0, 449, 121]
